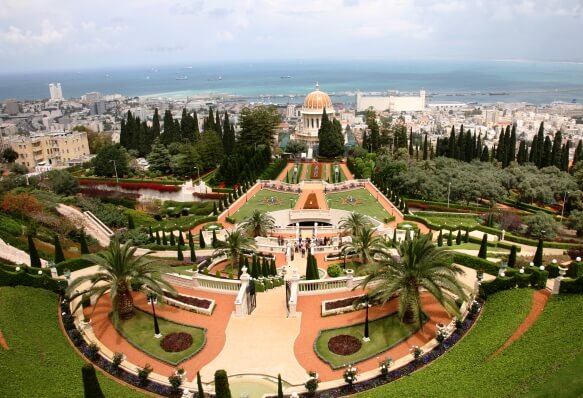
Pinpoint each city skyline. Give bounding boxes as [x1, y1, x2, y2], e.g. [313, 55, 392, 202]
[1, 0, 583, 73]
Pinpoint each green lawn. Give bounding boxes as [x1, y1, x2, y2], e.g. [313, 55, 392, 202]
[117, 309, 205, 365]
[415, 211, 481, 228]
[356, 289, 583, 397]
[231, 190, 299, 221]
[0, 286, 146, 398]
[326, 189, 391, 221]
[316, 312, 421, 368]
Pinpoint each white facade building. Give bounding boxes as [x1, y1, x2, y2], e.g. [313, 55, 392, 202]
[356, 90, 426, 112]
[49, 83, 63, 101]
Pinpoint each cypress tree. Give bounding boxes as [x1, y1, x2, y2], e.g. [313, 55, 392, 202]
[214, 369, 232, 398]
[392, 228, 397, 244]
[312, 254, 319, 280]
[170, 231, 176, 246]
[178, 231, 185, 246]
[262, 257, 269, 277]
[197, 372, 205, 398]
[408, 128, 414, 157]
[192, 110, 201, 142]
[162, 231, 168, 246]
[480, 145, 489, 162]
[148, 226, 153, 241]
[152, 108, 161, 143]
[212, 229, 218, 248]
[437, 230, 443, 247]
[80, 231, 90, 254]
[464, 228, 469, 243]
[199, 229, 206, 249]
[277, 374, 284, 398]
[573, 140, 583, 170]
[534, 122, 545, 167]
[447, 230, 453, 246]
[561, 141, 570, 172]
[155, 230, 161, 245]
[190, 241, 196, 262]
[422, 133, 428, 160]
[127, 214, 135, 229]
[456, 228, 462, 245]
[517, 140, 527, 164]
[213, 202, 218, 216]
[448, 126, 456, 159]
[508, 245, 517, 267]
[533, 238, 544, 268]
[177, 244, 184, 261]
[28, 234, 41, 268]
[82, 363, 105, 398]
[54, 234, 65, 263]
[551, 130, 563, 168]
[478, 234, 488, 259]
[541, 135, 552, 168]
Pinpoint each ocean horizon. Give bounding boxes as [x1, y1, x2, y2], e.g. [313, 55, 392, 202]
[1, 59, 583, 105]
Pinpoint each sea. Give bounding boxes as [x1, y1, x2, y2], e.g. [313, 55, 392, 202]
[1, 59, 583, 106]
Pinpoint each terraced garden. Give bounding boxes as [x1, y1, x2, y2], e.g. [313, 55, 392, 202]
[326, 189, 391, 221]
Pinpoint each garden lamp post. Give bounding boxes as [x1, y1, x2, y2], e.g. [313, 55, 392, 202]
[193, 166, 200, 184]
[343, 252, 347, 269]
[363, 295, 371, 342]
[147, 293, 161, 338]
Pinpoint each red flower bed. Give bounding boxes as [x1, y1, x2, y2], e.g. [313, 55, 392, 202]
[192, 192, 225, 199]
[79, 180, 179, 192]
[328, 335, 362, 355]
[324, 296, 363, 311]
[79, 187, 140, 200]
[311, 162, 323, 179]
[164, 292, 211, 309]
[160, 332, 193, 352]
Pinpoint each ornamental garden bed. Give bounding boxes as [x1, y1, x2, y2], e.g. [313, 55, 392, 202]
[162, 291, 215, 316]
[314, 311, 426, 369]
[321, 295, 365, 316]
[79, 179, 179, 192]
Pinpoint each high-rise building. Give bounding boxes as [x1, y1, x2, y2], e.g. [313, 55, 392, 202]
[49, 83, 63, 101]
[3, 99, 20, 116]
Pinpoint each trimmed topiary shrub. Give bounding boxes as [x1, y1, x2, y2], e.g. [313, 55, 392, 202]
[327, 264, 342, 278]
[214, 369, 232, 398]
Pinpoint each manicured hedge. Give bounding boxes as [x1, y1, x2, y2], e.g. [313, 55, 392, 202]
[0, 268, 66, 294]
[567, 261, 583, 278]
[211, 187, 235, 193]
[405, 199, 490, 213]
[559, 277, 583, 294]
[54, 257, 94, 275]
[481, 276, 516, 296]
[501, 200, 556, 215]
[259, 159, 287, 181]
[452, 252, 500, 275]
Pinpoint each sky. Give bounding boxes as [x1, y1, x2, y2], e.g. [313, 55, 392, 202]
[0, 0, 582, 72]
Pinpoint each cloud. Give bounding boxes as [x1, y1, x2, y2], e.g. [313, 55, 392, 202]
[216, 30, 234, 41]
[145, 44, 184, 52]
[0, 20, 66, 45]
[207, 7, 234, 18]
[169, 1, 203, 16]
[343, 0, 360, 6]
[429, 0, 466, 12]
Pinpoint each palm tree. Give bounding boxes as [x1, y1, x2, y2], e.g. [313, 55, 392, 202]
[340, 226, 382, 265]
[213, 228, 256, 274]
[239, 209, 275, 238]
[66, 238, 176, 323]
[339, 212, 371, 236]
[358, 233, 467, 326]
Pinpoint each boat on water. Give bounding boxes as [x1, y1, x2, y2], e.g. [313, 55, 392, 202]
[489, 92, 509, 96]
[175, 76, 188, 80]
[280, 75, 292, 79]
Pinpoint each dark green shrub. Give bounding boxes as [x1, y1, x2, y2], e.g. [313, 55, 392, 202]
[452, 253, 499, 275]
[81, 363, 105, 398]
[214, 369, 232, 398]
[567, 261, 583, 278]
[88, 343, 100, 360]
[137, 363, 153, 386]
[478, 234, 488, 259]
[559, 276, 583, 294]
[168, 374, 183, 395]
[481, 276, 516, 296]
[27, 234, 42, 268]
[80, 231, 90, 254]
[111, 352, 124, 373]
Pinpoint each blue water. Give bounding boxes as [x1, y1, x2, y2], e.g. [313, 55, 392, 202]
[1, 59, 582, 105]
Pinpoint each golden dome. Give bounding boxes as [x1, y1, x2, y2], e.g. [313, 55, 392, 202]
[303, 83, 332, 110]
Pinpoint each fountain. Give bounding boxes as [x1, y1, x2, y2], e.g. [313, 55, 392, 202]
[220, 375, 280, 398]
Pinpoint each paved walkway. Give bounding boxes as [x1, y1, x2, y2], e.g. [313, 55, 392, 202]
[200, 286, 307, 384]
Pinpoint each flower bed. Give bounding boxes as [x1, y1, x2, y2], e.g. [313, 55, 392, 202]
[192, 192, 225, 200]
[328, 335, 362, 356]
[79, 180, 179, 192]
[162, 291, 215, 315]
[321, 295, 364, 316]
[311, 162, 323, 179]
[160, 332, 193, 353]
[79, 186, 141, 200]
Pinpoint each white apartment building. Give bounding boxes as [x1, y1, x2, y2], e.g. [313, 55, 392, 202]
[49, 83, 63, 101]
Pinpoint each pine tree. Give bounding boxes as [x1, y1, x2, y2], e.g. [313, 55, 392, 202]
[81, 363, 105, 398]
[573, 140, 583, 170]
[464, 228, 469, 243]
[162, 231, 168, 246]
[517, 140, 528, 164]
[213, 202, 218, 216]
[222, 111, 235, 155]
[155, 230, 161, 245]
[533, 238, 544, 268]
[561, 141, 570, 172]
[437, 230, 443, 247]
[508, 123, 517, 165]
[551, 130, 563, 168]
[148, 226, 153, 242]
[480, 145, 489, 162]
[190, 240, 196, 262]
[456, 228, 462, 245]
[54, 234, 65, 263]
[199, 229, 206, 249]
[277, 374, 284, 398]
[542, 135, 552, 168]
[28, 233, 41, 268]
[448, 126, 456, 159]
[127, 214, 135, 229]
[508, 245, 517, 267]
[478, 234, 488, 259]
[80, 231, 90, 254]
[152, 108, 161, 144]
[422, 133, 428, 160]
[408, 128, 414, 157]
[447, 230, 453, 246]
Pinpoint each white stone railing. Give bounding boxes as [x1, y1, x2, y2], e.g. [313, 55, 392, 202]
[297, 274, 367, 295]
[194, 272, 241, 294]
[83, 210, 114, 236]
[162, 273, 193, 289]
[289, 209, 331, 221]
